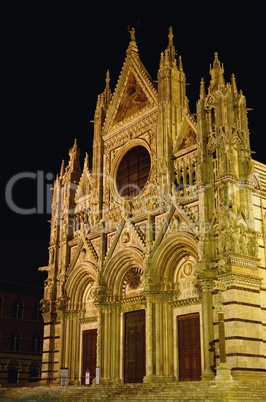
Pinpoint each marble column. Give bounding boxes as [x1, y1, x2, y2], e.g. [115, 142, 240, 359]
[199, 279, 215, 380]
[214, 284, 232, 381]
[143, 293, 154, 382]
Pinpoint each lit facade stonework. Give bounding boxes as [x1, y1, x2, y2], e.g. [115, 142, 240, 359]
[39, 27, 266, 385]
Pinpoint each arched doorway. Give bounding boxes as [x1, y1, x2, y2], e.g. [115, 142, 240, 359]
[28, 359, 41, 382]
[7, 358, 21, 384]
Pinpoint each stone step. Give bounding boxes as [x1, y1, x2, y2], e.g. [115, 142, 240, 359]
[1, 381, 266, 401]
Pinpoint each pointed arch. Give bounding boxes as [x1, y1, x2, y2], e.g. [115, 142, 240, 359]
[151, 232, 198, 285]
[65, 262, 98, 309]
[252, 172, 261, 190]
[102, 247, 144, 296]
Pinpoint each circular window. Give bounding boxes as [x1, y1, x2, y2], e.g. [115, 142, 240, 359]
[116, 145, 151, 199]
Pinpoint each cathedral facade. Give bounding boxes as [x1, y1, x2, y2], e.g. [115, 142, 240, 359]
[39, 27, 266, 385]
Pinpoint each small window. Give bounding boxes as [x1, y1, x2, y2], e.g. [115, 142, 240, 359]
[32, 334, 42, 354]
[33, 303, 42, 321]
[13, 298, 23, 319]
[10, 331, 21, 352]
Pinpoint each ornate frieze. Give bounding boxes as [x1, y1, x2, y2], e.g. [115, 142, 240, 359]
[121, 295, 146, 312]
[171, 297, 200, 308]
[217, 273, 261, 290]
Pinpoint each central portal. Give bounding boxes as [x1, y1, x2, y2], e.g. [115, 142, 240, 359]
[124, 309, 146, 383]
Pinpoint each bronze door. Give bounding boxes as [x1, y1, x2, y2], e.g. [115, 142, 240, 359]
[82, 329, 97, 384]
[178, 313, 201, 381]
[124, 309, 146, 383]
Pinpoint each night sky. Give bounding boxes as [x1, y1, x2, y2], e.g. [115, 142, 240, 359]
[2, 4, 265, 287]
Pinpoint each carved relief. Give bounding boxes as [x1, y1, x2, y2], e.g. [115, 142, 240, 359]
[177, 126, 197, 151]
[122, 268, 144, 298]
[113, 73, 150, 124]
[178, 261, 199, 300]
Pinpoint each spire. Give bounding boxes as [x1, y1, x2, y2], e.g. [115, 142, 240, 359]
[178, 55, 183, 72]
[84, 152, 89, 170]
[159, 26, 177, 69]
[68, 139, 81, 173]
[168, 26, 176, 66]
[104, 70, 111, 105]
[126, 25, 138, 54]
[68, 138, 77, 160]
[231, 73, 238, 94]
[200, 77, 206, 100]
[209, 52, 225, 91]
[157, 26, 188, 188]
[60, 160, 65, 177]
[94, 70, 112, 126]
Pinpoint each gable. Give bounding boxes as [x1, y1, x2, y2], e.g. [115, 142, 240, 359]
[113, 72, 151, 124]
[106, 220, 145, 262]
[103, 43, 157, 133]
[75, 167, 91, 202]
[174, 116, 197, 154]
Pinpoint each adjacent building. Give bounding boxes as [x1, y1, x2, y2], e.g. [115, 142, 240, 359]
[39, 27, 266, 385]
[0, 281, 43, 386]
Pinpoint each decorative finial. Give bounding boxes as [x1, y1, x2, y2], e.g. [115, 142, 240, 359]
[105, 70, 110, 86]
[84, 152, 89, 169]
[60, 160, 65, 177]
[127, 25, 136, 41]
[168, 26, 173, 45]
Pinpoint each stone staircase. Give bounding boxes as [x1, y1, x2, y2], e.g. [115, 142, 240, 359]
[1, 381, 266, 402]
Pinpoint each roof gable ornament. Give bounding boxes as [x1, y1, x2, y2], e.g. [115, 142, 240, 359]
[101, 27, 157, 132]
[127, 25, 138, 54]
[209, 52, 225, 91]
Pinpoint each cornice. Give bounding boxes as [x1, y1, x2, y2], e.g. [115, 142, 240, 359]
[171, 297, 200, 308]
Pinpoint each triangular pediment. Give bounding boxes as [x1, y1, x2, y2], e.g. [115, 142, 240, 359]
[105, 220, 145, 264]
[174, 115, 197, 154]
[113, 72, 151, 124]
[152, 203, 198, 256]
[68, 239, 84, 274]
[166, 207, 197, 236]
[68, 237, 99, 274]
[103, 45, 157, 132]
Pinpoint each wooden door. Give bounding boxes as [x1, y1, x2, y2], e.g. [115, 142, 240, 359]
[178, 313, 201, 381]
[124, 309, 146, 383]
[82, 329, 97, 384]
